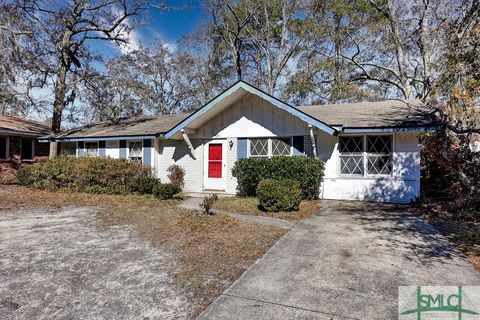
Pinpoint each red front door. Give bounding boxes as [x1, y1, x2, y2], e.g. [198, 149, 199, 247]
[208, 144, 223, 178]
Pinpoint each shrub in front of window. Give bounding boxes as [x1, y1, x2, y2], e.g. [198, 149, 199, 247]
[256, 179, 302, 212]
[152, 183, 181, 200]
[17, 156, 152, 194]
[232, 156, 324, 199]
[167, 164, 185, 189]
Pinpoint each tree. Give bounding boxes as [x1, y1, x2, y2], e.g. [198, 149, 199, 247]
[3, 0, 151, 157]
[0, 2, 50, 116]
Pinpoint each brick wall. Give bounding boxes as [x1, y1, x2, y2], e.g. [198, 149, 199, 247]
[0, 136, 49, 178]
[154, 138, 239, 194]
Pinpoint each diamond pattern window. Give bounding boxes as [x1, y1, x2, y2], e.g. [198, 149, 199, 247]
[249, 138, 269, 157]
[339, 136, 364, 175]
[129, 141, 143, 163]
[271, 138, 291, 156]
[366, 135, 392, 175]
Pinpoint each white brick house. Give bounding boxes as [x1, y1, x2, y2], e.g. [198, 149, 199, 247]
[44, 81, 439, 203]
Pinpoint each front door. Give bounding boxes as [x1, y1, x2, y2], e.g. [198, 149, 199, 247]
[204, 140, 226, 190]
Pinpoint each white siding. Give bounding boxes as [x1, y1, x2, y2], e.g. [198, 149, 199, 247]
[106, 140, 119, 158]
[319, 132, 420, 203]
[194, 94, 309, 138]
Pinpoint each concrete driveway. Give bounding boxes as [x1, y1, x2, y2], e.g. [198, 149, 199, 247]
[0, 207, 190, 319]
[199, 201, 480, 320]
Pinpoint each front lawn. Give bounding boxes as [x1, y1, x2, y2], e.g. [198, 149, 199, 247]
[213, 196, 320, 221]
[0, 186, 286, 318]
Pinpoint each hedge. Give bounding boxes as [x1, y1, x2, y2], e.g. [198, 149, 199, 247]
[232, 156, 324, 199]
[256, 179, 302, 212]
[17, 156, 159, 195]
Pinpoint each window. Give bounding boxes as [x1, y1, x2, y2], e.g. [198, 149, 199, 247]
[84, 142, 98, 157]
[0, 137, 7, 159]
[339, 136, 364, 175]
[250, 138, 269, 157]
[60, 142, 76, 156]
[339, 135, 393, 176]
[128, 141, 143, 163]
[271, 138, 291, 156]
[249, 138, 292, 158]
[366, 135, 392, 175]
[21, 138, 33, 160]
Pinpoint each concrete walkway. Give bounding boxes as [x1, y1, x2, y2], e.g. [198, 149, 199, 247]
[198, 201, 480, 320]
[179, 197, 295, 229]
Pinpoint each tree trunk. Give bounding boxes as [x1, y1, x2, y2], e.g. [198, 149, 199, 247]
[49, 142, 58, 159]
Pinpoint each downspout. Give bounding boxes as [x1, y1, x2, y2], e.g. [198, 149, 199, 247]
[181, 129, 196, 159]
[308, 125, 318, 158]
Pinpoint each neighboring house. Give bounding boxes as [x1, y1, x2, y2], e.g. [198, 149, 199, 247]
[43, 81, 439, 203]
[0, 115, 51, 177]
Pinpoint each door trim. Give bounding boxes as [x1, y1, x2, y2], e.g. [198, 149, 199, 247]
[203, 139, 227, 191]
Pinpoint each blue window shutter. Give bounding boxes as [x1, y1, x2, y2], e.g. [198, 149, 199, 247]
[119, 140, 127, 159]
[237, 138, 247, 160]
[98, 141, 106, 157]
[77, 141, 84, 157]
[292, 136, 304, 155]
[143, 139, 152, 166]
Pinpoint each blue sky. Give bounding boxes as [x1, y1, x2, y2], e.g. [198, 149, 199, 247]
[89, 0, 206, 60]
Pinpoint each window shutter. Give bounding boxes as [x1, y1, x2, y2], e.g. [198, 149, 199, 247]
[98, 141, 106, 157]
[292, 136, 304, 155]
[119, 140, 127, 158]
[78, 141, 84, 157]
[237, 138, 247, 159]
[143, 139, 152, 166]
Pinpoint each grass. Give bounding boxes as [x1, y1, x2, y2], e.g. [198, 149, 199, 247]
[213, 196, 320, 221]
[0, 186, 286, 318]
[410, 202, 480, 271]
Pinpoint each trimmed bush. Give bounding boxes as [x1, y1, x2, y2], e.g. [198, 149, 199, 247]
[256, 179, 302, 212]
[17, 156, 152, 194]
[232, 156, 324, 199]
[129, 176, 160, 194]
[152, 183, 181, 200]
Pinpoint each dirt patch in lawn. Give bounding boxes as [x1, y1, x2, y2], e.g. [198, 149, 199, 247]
[410, 203, 480, 271]
[0, 186, 286, 318]
[213, 196, 320, 221]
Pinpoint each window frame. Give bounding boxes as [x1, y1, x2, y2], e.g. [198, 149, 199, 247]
[84, 141, 99, 157]
[338, 134, 394, 178]
[0, 136, 9, 160]
[247, 137, 293, 158]
[127, 140, 143, 163]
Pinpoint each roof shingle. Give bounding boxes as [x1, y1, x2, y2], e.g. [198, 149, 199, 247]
[297, 99, 437, 128]
[0, 115, 51, 135]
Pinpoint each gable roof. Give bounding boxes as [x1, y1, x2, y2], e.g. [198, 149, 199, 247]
[0, 115, 51, 136]
[46, 113, 191, 141]
[297, 100, 438, 130]
[163, 81, 337, 138]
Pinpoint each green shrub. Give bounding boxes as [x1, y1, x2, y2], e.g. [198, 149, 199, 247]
[167, 164, 185, 189]
[256, 179, 302, 212]
[17, 156, 77, 190]
[129, 176, 160, 194]
[16, 156, 152, 194]
[232, 156, 324, 199]
[153, 183, 181, 200]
